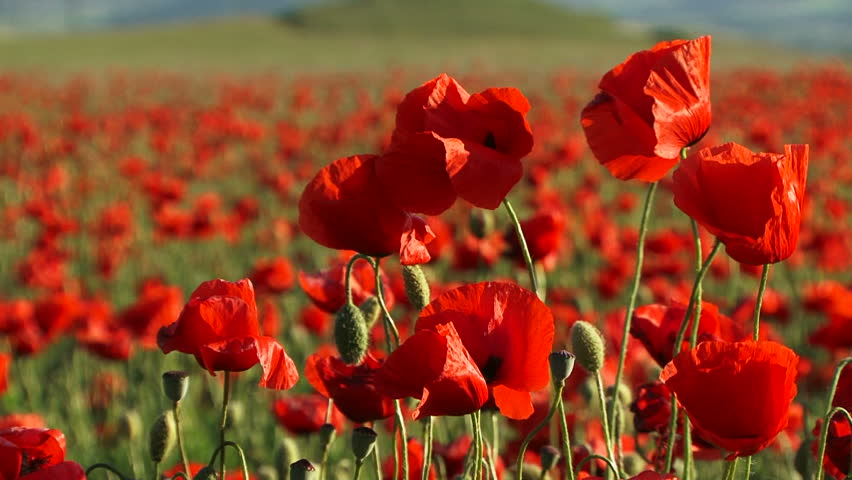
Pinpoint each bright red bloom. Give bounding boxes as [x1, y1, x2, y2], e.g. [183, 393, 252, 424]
[631, 381, 673, 433]
[581, 36, 711, 181]
[383, 437, 435, 480]
[0, 353, 8, 396]
[118, 279, 183, 349]
[298, 154, 434, 265]
[672, 143, 809, 265]
[306, 352, 394, 423]
[376, 322, 488, 419]
[248, 257, 295, 294]
[271, 393, 345, 435]
[415, 281, 555, 419]
[157, 279, 299, 390]
[377, 73, 533, 213]
[0, 427, 85, 480]
[660, 340, 798, 458]
[504, 209, 566, 271]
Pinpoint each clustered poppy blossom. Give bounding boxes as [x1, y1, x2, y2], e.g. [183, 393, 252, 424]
[660, 340, 798, 458]
[157, 278, 299, 389]
[581, 36, 711, 181]
[672, 142, 809, 265]
[0, 427, 85, 479]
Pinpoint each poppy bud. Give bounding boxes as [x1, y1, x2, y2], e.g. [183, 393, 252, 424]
[570, 321, 605, 372]
[226, 400, 245, 429]
[359, 296, 381, 329]
[290, 459, 317, 480]
[118, 410, 142, 439]
[549, 350, 575, 387]
[319, 423, 337, 448]
[606, 397, 626, 436]
[162, 370, 189, 403]
[334, 302, 368, 365]
[539, 445, 560, 472]
[193, 465, 218, 480]
[402, 265, 430, 311]
[148, 411, 176, 464]
[256, 466, 277, 480]
[622, 452, 645, 476]
[275, 437, 300, 480]
[469, 209, 495, 239]
[351, 426, 378, 463]
[606, 382, 633, 406]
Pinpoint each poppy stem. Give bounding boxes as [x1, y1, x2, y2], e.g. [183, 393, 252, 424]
[220, 371, 232, 480]
[173, 401, 191, 477]
[744, 457, 752, 478]
[682, 413, 694, 480]
[502, 198, 542, 300]
[557, 395, 575, 480]
[472, 410, 484, 480]
[422, 416, 433, 480]
[595, 371, 617, 474]
[608, 181, 658, 443]
[354, 460, 364, 480]
[515, 384, 565, 480]
[723, 458, 740, 480]
[208, 441, 250, 480]
[85, 463, 132, 480]
[394, 400, 410, 480]
[345, 253, 374, 305]
[374, 433, 383, 480]
[752, 264, 771, 341]
[373, 257, 401, 350]
[687, 219, 704, 347]
[573, 454, 620, 479]
[816, 357, 852, 480]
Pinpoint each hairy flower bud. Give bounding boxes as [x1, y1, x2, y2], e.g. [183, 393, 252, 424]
[275, 437, 300, 480]
[359, 296, 382, 329]
[148, 411, 176, 464]
[570, 321, 605, 372]
[402, 265, 431, 311]
[334, 302, 368, 365]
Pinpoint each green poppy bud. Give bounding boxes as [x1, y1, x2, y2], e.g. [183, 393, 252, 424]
[351, 426, 378, 463]
[148, 412, 176, 464]
[334, 302, 368, 365]
[319, 423, 337, 448]
[359, 296, 382, 330]
[606, 382, 633, 406]
[162, 370, 190, 403]
[226, 400, 245, 429]
[402, 265, 430, 311]
[290, 459, 317, 480]
[539, 445, 561, 472]
[622, 452, 645, 476]
[118, 410, 142, 439]
[570, 321, 605, 372]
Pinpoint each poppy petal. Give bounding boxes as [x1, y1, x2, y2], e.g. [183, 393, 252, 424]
[492, 384, 534, 420]
[23, 461, 86, 480]
[399, 216, 435, 266]
[199, 335, 299, 390]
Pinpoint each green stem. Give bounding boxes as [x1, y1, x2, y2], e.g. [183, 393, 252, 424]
[752, 265, 771, 341]
[608, 181, 658, 441]
[557, 397, 575, 480]
[502, 198, 541, 299]
[153, 462, 160, 480]
[515, 385, 565, 480]
[85, 463, 132, 480]
[473, 411, 484, 480]
[816, 357, 852, 480]
[374, 434, 383, 480]
[744, 456, 752, 479]
[354, 460, 364, 480]
[394, 400, 410, 480]
[595, 372, 616, 472]
[374, 257, 401, 350]
[220, 371, 232, 480]
[687, 219, 704, 348]
[208, 441, 250, 480]
[345, 253, 374, 304]
[422, 417, 434, 480]
[682, 413, 693, 480]
[173, 402, 191, 477]
[723, 458, 740, 480]
[574, 454, 620, 479]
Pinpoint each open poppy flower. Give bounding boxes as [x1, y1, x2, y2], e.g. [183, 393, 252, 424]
[0, 427, 85, 480]
[415, 281, 555, 419]
[660, 340, 798, 458]
[298, 254, 394, 314]
[157, 278, 299, 390]
[377, 73, 534, 213]
[299, 154, 435, 265]
[504, 209, 567, 271]
[581, 36, 711, 181]
[672, 143, 809, 265]
[305, 352, 394, 423]
[272, 393, 345, 435]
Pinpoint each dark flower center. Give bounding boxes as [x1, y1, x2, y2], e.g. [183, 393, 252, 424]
[20, 453, 51, 476]
[481, 355, 503, 383]
[484, 131, 497, 150]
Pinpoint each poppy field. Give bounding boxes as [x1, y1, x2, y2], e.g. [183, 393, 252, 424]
[0, 32, 851, 480]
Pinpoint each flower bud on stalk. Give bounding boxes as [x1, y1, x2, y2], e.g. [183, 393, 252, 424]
[402, 265, 430, 311]
[570, 321, 605, 372]
[334, 302, 368, 365]
[148, 412, 176, 464]
[162, 370, 190, 403]
[118, 410, 142, 439]
[351, 426, 378, 464]
[359, 296, 382, 330]
[275, 437, 300, 480]
[539, 445, 561, 472]
[257, 466, 278, 480]
[469, 209, 495, 239]
[290, 459, 317, 480]
[549, 350, 575, 387]
[320, 423, 337, 448]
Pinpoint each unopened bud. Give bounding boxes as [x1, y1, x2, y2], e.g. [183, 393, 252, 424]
[334, 302, 368, 365]
[359, 296, 381, 329]
[193, 465, 218, 480]
[622, 452, 645, 476]
[549, 350, 575, 386]
[570, 321, 605, 372]
[351, 426, 378, 463]
[539, 445, 561, 472]
[606, 383, 633, 406]
[118, 410, 142, 439]
[162, 370, 189, 403]
[290, 459, 316, 480]
[148, 412, 176, 464]
[402, 265, 430, 311]
[319, 423, 337, 448]
[469, 209, 495, 239]
[226, 400, 245, 429]
[275, 437, 300, 480]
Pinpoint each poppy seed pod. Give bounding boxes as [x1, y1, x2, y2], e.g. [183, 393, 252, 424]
[539, 445, 561, 472]
[148, 412, 176, 464]
[402, 265, 431, 311]
[607, 382, 634, 406]
[290, 459, 317, 480]
[351, 426, 378, 463]
[571, 321, 605, 372]
[334, 302, 368, 365]
[359, 296, 381, 329]
[319, 423, 337, 448]
[275, 437, 300, 480]
[162, 370, 189, 403]
[549, 350, 576, 386]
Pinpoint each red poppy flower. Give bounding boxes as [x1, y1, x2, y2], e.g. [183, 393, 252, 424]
[248, 257, 295, 294]
[271, 393, 345, 435]
[415, 281, 555, 419]
[306, 352, 394, 423]
[814, 416, 852, 480]
[157, 279, 299, 390]
[298, 255, 394, 314]
[298, 154, 434, 265]
[75, 299, 133, 361]
[660, 340, 798, 458]
[0, 414, 46, 430]
[581, 36, 711, 181]
[504, 209, 567, 271]
[377, 73, 533, 213]
[810, 314, 852, 354]
[376, 322, 488, 419]
[631, 381, 673, 433]
[118, 279, 184, 349]
[672, 143, 809, 265]
[0, 354, 8, 396]
[383, 437, 435, 480]
[0, 427, 85, 480]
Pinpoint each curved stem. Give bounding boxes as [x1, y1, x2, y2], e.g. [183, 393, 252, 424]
[208, 441, 251, 480]
[574, 454, 620, 479]
[219, 371, 232, 480]
[608, 181, 658, 440]
[515, 385, 565, 480]
[85, 463, 131, 479]
[752, 265, 771, 341]
[816, 357, 852, 480]
[168, 473, 190, 480]
[422, 416, 434, 480]
[557, 396, 575, 480]
[173, 402, 191, 477]
[373, 257, 400, 350]
[502, 198, 541, 299]
[345, 253, 374, 305]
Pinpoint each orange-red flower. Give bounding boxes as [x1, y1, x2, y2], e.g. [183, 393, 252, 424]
[672, 143, 809, 265]
[660, 340, 798, 458]
[272, 393, 345, 435]
[157, 279, 299, 389]
[377, 73, 533, 213]
[305, 352, 394, 423]
[581, 36, 711, 181]
[298, 154, 435, 265]
[0, 353, 8, 396]
[0, 427, 85, 480]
